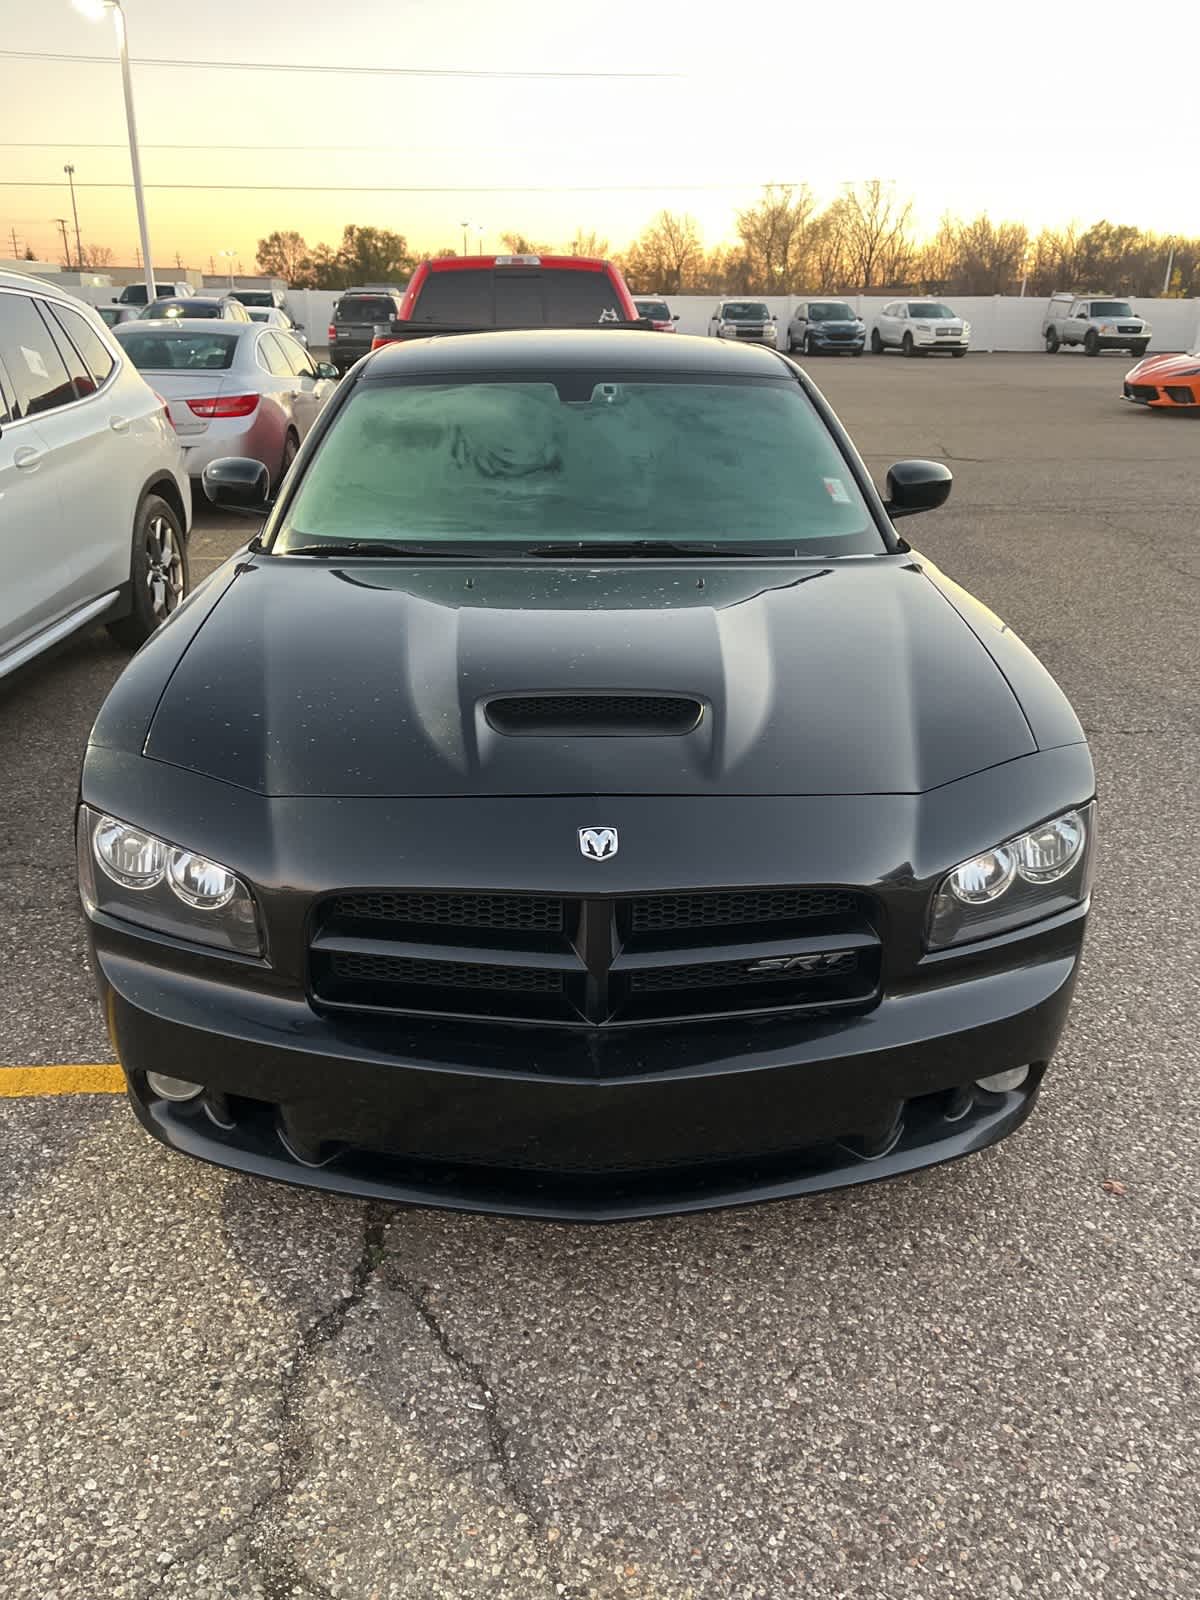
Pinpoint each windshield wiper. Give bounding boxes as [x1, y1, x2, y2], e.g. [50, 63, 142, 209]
[282, 540, 474, 559]
[528, 540, 794, 559]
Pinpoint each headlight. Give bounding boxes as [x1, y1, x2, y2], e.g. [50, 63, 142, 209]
[1099, 322, 1114, 333]
[914, 323, 930, 332]
[928, 807, 1093, 950]
[79, 807, 262, 955]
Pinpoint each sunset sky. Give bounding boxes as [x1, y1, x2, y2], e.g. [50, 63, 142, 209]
[3, 0, 1197, 272]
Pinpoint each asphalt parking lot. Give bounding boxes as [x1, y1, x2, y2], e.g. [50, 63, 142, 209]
[2, 352, 1197, 1600]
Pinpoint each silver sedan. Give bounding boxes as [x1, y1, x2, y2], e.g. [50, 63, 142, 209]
[114, 319, 338, 487]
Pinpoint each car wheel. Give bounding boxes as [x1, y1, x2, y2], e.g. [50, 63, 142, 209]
[951, 349, 967, 358]
[1130, 341, 1148, 359]
[1084, 330, 1100, 357]
[870, 329, 884, 354]
[786, 334, 796, 352]
[279, 431, 299, 486]
[107, 494, 190, 650]
[852, 347, 864, 357]
[803, 331, 816, 356]
[902, 332, 915, 358]
[1045, 330, 1059, 353]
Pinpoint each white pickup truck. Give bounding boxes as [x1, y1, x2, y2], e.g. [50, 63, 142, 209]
[1042, 294, 1151, 357]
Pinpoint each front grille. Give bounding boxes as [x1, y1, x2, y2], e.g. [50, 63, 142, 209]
[1165, 386, 1195, 405]
[310, 885, 880, 1029]
[331, 890, 564, 934]
[486, 694, 702, 737]
[736, 326, 765, 338]
[1126, 383, 1158, 402]
[1117, 324, 1140, 334]
[329, 952, 563, 993]
[632, 887, 856, 934]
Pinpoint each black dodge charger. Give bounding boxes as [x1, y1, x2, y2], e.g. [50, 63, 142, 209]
[78, 331, 1094, 1220]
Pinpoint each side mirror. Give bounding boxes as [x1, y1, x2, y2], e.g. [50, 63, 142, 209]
[884, 460, 953, 519]
[315, 360, 339, 380]
[202, 456, 271, 515]
[672, 314, 679, 321]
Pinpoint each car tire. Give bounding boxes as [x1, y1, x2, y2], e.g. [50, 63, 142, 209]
[803, 332, 816, 357]
[107, 494, 190, 651]
[786, 334, 796, 352]
[870, 329, 884, 354]
[951, 349, 967, 358]
[279, 430, 299, 487]
[1045, 330, 1059, 353]
[1130, 341, 1148, 359]
[852, 348, 864, 357]
[902, 332, 915, 358]
[1084, 330, 1100, 357]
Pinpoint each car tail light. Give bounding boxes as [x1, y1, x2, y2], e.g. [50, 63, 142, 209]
[185, 394, 260, 419]
[327, 323, 337, 341]
[370, 334, 397, 351]
[153, 389, 176, 431]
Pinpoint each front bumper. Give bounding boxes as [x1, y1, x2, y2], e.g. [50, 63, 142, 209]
[1122, 380, 1198, 409]
[95, 918, 1083, 1221]
[914, 334, 969, 350]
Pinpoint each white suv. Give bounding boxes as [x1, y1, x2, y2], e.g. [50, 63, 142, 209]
[870, 300, 970, 357]
[0, 271, 191, 679]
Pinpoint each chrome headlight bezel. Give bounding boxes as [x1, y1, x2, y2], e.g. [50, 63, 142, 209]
[927, 805, 1094, 951]
[78, 807, 263, 956]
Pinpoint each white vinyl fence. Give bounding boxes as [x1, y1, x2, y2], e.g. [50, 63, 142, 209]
[280, 289, 1200, 358]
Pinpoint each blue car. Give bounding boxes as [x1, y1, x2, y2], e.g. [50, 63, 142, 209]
[786, 299, 866, 356]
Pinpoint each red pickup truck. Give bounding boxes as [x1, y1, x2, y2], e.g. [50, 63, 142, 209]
[370, 254, 642, 350]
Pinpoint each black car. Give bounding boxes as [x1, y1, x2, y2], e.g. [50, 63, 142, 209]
[78, 331, 1094, 1221]
[328, 287, 406, 374]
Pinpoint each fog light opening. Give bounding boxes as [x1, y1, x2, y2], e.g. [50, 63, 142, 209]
[975, 1065, 1030, 1094]
[146, 1071, 205, 1103]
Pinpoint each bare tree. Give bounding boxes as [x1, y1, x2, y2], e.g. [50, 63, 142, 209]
[840, 180, 915, 289]
[565, 228, 609, 258]
[79, 243, 114, 268]
[501, 232, 552, 255]
[619, 211, 703, 293]
[735, 184, 818, 292]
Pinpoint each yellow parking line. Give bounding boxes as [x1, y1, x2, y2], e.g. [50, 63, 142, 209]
[0, 1064, 125, 1097]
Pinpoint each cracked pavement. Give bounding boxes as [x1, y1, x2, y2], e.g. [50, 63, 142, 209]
[1, 356, 1197, 1598]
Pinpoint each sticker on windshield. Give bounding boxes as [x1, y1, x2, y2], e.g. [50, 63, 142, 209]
[823, 477, 851, 505]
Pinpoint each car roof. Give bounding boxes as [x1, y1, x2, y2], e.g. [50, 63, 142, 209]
[422, 255, 612, 274]
[0, 268, 89, 304]
[116, 317, 250, 333]
[364, 328, 788, 378]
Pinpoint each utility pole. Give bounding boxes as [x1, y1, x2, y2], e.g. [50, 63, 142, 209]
[53, 217, 72, 267]
[64, 163, 83, 268]
[1162, 242, 1175, 297]
[9, 227, 19, 258]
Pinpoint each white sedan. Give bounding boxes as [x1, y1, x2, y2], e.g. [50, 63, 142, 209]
[116, 319, 338, 487]
[870, 300, 970, 357]
[245, 304, 309, 347]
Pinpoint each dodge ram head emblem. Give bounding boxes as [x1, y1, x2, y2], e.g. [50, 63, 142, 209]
[579, 827, 619, 861]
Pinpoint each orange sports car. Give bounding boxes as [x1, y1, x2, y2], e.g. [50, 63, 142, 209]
[1122, 350, 1200, 409]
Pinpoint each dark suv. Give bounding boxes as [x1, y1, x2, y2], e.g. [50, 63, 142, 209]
[328, 288, 406, 374]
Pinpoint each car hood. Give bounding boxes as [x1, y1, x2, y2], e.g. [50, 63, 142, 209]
[1129, 351, 1198, 379]
[143, 557, 1036, 798]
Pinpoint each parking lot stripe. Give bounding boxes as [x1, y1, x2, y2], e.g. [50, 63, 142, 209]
[0, 1064, 125, 1097]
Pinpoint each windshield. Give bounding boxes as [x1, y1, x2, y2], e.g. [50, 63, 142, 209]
[232, 290, 275, 307]
[118, 331, 240, 371]
[907, 303, 956, 319]
[1090, 300, 1134, 317]
[139, 301, 222, 320]
[247, 309, 272, 322]
[722, 303, 769, 321]
[636, 301, 671, 320]
[275, 377, 882, 556]
[807, 303, 856, 323]
[409, 269, 624, 326]
[336, 296, 395, 324]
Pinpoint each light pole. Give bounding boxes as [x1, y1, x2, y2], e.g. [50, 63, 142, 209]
[64, 164, 83, 268]
[73, 0, 156, 302]
[217, 249, 236, 289]
[460, 219, 470, 256]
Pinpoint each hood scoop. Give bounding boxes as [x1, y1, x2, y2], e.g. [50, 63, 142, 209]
[485, 693, 704, 737]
